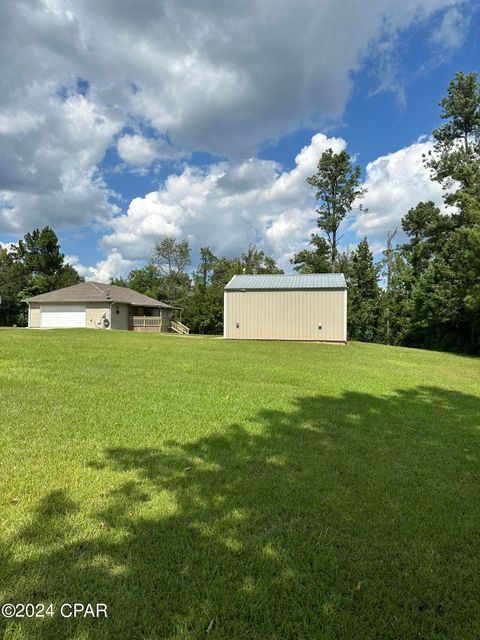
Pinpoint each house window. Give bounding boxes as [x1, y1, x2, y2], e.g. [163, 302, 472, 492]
[115, 304, 120, 314]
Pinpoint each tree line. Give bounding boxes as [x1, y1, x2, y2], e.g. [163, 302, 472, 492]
[0, 71, 478, 353]
[112, 241, 283, 334]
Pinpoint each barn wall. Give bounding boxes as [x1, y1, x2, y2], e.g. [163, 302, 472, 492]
[224, 289, 347, 341]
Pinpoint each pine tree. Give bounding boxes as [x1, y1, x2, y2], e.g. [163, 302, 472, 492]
[347, 238, 380, 342]
[307, 149, 366, 271]
[1, 227, 83, 325]
[291, 234, 331, 273]
[425, 71, 480, 227]
[400, 201, 444, 279]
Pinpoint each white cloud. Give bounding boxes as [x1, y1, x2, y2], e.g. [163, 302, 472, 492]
[0, 0, 466, 237]
[116, 134, 186, 167]
[5, 129, 454, 273]
[66, 251, 138, 282]
[97, 133, 451, 269]
[0, 111, 45, 135]
[431, 6, 471, 52]
[0, 93, 123, 234]
[100, 133, 346, 268]
[350, 138, 447, 243]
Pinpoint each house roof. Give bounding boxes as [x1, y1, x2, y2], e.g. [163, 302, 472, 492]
[25, 282, 172, 308]
[224, 273, 347, 291]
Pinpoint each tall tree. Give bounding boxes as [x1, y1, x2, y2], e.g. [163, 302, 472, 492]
[347, 238, 380, 342]
[13, 227, 64, 279]
[307, 149, 366, 271]
[185, 251, 227, 335]
[0, 247, 24, 326]
[12, 226, 82, 299]
[425, 71, 480, 227]
[0, 227, 83, 326]
[400, 201, 444, 279]
[291, 234, 331, 273]
[196, 247, 219, 289]
[382, 228, 397, 345]
[112, 264, 162, 300]
[240, 244, 283, 274]
[410, 226, 480, 352]
[377, 240, 413, 347]
[151, 237, 191, 307]
[152, 237, 191, 276]
[409, 71, 480, 352]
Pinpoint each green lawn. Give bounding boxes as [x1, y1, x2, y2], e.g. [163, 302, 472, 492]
[0, 329, 479, 639]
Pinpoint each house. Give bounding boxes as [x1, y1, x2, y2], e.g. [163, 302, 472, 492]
[223, 273, 347, 342]
[25, 282, 189, 334]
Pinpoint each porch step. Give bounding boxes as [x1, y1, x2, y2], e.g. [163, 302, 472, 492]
[171, 320, 190, 335]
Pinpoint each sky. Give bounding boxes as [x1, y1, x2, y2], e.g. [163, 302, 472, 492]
[0, 0, 478, 280]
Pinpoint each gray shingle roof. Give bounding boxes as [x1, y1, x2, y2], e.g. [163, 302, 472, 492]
[26, 282, 172, 308]
[225, 273, 347, 290]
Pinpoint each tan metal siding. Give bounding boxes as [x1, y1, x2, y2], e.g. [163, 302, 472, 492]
[224, 290, 346, 341]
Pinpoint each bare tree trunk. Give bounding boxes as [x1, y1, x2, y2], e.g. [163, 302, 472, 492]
[385, 228, 397, 345]
[331, 229, 337, 272]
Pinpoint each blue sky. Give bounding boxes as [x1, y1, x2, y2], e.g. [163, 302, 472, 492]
[0, 0, 478, 279]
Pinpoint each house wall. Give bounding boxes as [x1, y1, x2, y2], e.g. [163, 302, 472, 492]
[28, 303, 41, 328]
[110, 303, 130, 330]
[85, 302, 111, 329]
[224, 289, 347, 342]
[28, 301, 173, 331]
[28, 302, 111, 329]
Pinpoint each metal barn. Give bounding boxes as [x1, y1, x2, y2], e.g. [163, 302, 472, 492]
[223, 274, 347, 342]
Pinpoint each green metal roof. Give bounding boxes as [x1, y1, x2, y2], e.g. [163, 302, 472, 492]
[224, 274, 347, 290]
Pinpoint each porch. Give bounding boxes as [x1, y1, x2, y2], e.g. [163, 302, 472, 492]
[129, 316, 190, 334]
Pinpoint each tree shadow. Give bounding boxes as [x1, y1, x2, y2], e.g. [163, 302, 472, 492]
[18, 490, 79, 545]
[1, 386, 480, 639]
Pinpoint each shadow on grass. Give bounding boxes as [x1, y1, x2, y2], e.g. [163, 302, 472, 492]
[1, 386, 480, 639]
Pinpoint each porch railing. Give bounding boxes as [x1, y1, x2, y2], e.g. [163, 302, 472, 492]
[171, 320, 190, 335]
[131, 316, 163, 327]
[129, 316, 190, 334]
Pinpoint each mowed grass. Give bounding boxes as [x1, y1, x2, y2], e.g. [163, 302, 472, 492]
[0, 330, 479, 640]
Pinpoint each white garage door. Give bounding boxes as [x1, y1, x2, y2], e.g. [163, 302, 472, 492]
[40, 305, 86, 328]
